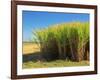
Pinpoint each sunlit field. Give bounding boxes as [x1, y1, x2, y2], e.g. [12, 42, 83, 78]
[23, 42, 40, 54]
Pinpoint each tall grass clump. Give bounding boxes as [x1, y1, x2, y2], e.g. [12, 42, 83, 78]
[32, 22, 89, 61]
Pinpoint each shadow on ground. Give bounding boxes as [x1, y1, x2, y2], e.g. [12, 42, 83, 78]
[23, 52, 58, 62]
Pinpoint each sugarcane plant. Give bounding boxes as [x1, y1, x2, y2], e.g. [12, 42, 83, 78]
[32, 22, 89, 61]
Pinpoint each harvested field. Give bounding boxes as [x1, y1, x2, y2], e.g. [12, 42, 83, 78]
[23, 42, 40, 55]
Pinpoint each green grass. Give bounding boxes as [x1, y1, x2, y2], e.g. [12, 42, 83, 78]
[23, 60, 89, 69]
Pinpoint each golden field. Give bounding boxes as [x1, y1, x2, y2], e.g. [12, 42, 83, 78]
[22, 42, 40, 54]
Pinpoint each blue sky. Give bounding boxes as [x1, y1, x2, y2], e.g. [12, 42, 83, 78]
[22, 11, 89, 41]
